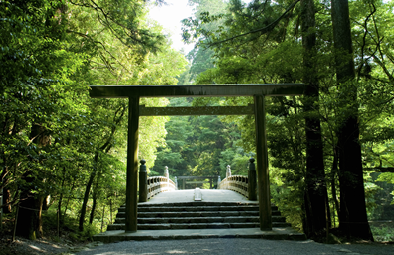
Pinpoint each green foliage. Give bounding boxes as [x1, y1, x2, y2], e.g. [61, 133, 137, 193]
[0, 0, 188, 237]
[41, 206, 98, 242]
[180, 0, 228, 84]
[153, 97, 253, 186]
[271, 183, 304, 231]
[179, 0, 394, 237]
[370, 225, 394, 242]
[377, 173, 394, 186]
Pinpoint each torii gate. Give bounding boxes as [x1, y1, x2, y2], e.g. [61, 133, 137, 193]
[90, 84, 305, 233]
[176, 176, 219, 189]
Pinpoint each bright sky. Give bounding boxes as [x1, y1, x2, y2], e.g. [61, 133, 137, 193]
[148, 0, 253, 54]
[148, 1, 195, 54]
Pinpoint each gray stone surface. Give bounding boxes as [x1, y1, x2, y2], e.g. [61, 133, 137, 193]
[144, 189, 254, 204]
[107, 199, 287, 231]
[93, 227, 305, 243]
[103, 190, 291, 235]
[74, 238, 394, 255]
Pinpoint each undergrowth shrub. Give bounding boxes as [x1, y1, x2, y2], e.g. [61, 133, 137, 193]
[41, 206, 99, 242]
[371, 225, 394, 242]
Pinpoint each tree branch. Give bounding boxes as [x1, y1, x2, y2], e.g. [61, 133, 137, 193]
[356, 4, 376, 80]
[364, 167, 394, 173]
[208, 0, 300, 46]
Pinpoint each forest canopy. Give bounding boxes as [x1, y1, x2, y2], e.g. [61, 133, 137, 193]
[175, 0, 394, 240]
[0, 0, 187, 239]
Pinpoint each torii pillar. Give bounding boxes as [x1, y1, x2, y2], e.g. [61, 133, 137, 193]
[254, 95, 271, 230]
[125, 97, 139, 232]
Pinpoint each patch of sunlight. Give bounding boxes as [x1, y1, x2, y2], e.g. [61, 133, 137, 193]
[28, 245, 43, 251]
[165, 250, 189, 254]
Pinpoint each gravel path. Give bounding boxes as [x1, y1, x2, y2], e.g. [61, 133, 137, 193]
[73, 239, 393, 255]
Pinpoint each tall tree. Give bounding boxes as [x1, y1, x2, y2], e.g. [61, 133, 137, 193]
[300, 0, 330, 237]
[331, 0, 373, 240]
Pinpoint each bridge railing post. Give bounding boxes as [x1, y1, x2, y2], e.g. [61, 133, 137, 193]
[248, 158, 257, 201]
[226, 165, 231, 179]
[164, 166, 169, 189]
[175, 176, 178, 190]
[138, 159, 148, 202]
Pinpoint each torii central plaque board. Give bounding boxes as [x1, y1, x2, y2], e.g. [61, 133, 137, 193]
[89, 84, 305, 232]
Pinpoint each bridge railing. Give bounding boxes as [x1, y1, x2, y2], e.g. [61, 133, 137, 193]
[139, 161, 176, 202]
[218, 158, 257, 201]
[147, 176, 176, 200]
[219, 175, 249, 197]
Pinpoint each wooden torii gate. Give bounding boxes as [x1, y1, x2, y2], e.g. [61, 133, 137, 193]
[176, 176, 218, 189]
[90, 84, 305, 233]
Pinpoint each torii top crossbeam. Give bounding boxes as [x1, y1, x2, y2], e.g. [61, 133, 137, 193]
[89, 84, 305, 98]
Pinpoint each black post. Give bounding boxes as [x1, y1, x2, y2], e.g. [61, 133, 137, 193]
[139, 159, 147, 202]
[248, 158, 257, 201]
[254, 95, 272, 230]
[125, 96, 139, 232]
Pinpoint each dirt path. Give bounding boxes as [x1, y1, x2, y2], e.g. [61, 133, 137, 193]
[73, 238, 394, 255]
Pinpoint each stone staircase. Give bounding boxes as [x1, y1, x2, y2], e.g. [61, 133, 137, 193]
[107, 202, 291, 230]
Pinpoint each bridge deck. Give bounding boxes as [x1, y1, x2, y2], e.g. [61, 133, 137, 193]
[143, 189, 256, 204]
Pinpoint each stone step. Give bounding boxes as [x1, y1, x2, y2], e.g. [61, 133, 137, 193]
[120, 206, 259, 212]
[136, 202, 263, 207]
[109, 202, 290, 232]
[96, 199, 304, 243]
[114, 215, 287, 224]
[116, 210, 281, 219]
[138, 216, 259, 224]
[137, 211, 260, 218]
[107, 222, 291, 231]
[118, 205, 278, 213]
[94, 228, 307, 243]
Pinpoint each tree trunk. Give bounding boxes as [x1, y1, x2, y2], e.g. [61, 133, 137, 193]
[1, 164, 12, 214]
[301, 0, 330, 237]
[89, 170, 100, 225]
[79, 151, 98, 231]
[16, 124, 49, 239]
[1, 187, 12, 214]
[58, 169, 67, 226]
[331, 145, 340, 222]
[331, 0, 373, 240]
[63, 179, 76, 222]
[79, 105, 126, 231]
[58, 193, 63, 225]
[89, 190, 97, 225]
[42, 195, 51, 211]
[16, 191, 43, 240]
